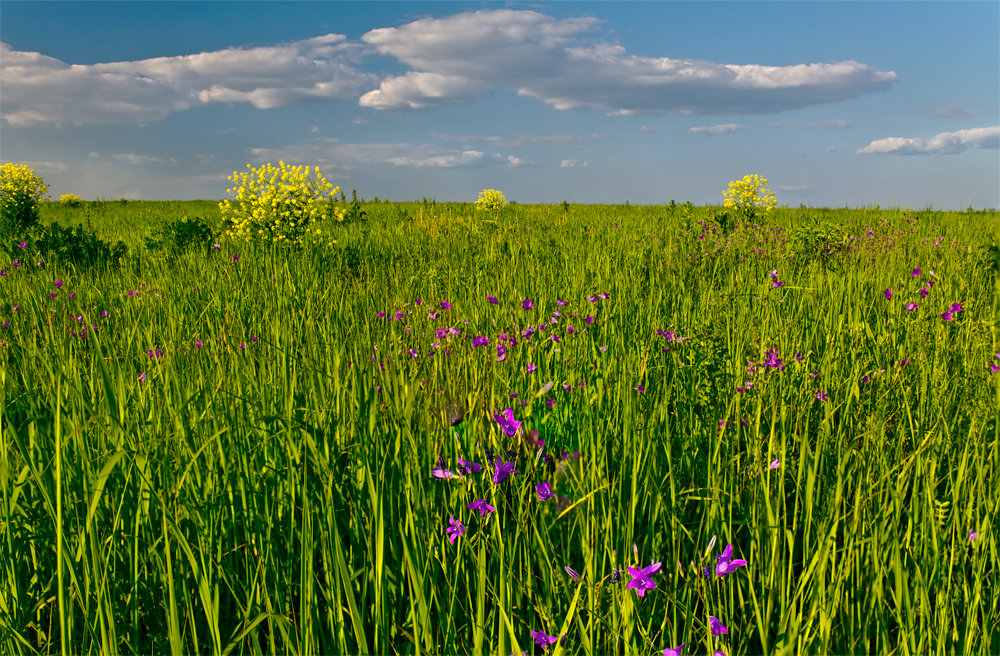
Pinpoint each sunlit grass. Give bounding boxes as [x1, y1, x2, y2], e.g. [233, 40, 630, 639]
[1, 201, 998, 655]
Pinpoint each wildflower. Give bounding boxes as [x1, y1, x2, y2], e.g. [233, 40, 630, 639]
[545, 398, 556, 408]
[585, 315, 595, 324]
[635, 385, 645, 392]
[662, 645, 685, 656]
[991, 362, 1000, 374]
[17, 242, 26, 249]
[772, 280, 784, 288]
[769, 459, 780, 470]
[969, 529, 979, 541]
[906, 302, 918, 311]
[527, 362, 537, 373]
[911, 266, 921, 277]
[494, 408, 521, 436]
[232, 254, 239, 262]
[457, 457, 481, 475]
[769, 269, 778, 279]
[440, 300, 452, 309]
[487, 295, 499, 304]
[949, 301, 964, 313]
[445, 516, 466, 545]
[884, 288, 892, 300]
[626, 561, 661, 598]
[565, 565, 581, 580]
[472, 336, 489, 347]
[530, 631, 560, 649]
[940, 311, 953, 321]
[536, 482, 555, 501]
[920, 286, 930, 299]
[432, 467, 460, 480]
[54, 280, 63, 288]
[466, 499, 495, 516]
[556, 299, 567, 306]
[814, 391, 828, 402]
[713, 544, 748, 577]
[521, 298, 534, 310]
[138, 373, 147, 382]
[709, 616, 728, 635]
[492, 456, 520, 485]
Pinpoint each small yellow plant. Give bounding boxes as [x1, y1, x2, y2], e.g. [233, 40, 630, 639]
[60, 193, 85, 207]
[723, 174, 777, 222]
[219, 161, 343, 246]
[1, 163, 49, 231]
[475, 189, 508, 212]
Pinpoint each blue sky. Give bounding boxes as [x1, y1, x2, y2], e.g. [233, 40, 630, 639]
[2, 1, 997, 208]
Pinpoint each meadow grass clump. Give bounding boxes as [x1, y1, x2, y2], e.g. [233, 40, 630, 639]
[0, 200, 997, 655]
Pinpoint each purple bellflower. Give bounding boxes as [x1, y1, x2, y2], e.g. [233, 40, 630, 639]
[445, 516, 466, 544]
[466, 499, 496, 516]
[626, 561, 662, 598]
[713, 544, 748, 577]
[494, 408, 521, 436]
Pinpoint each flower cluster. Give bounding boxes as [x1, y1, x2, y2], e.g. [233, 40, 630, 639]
[722, 174, 778, 222]
[475, 188, 508, 212]
[219, 161, 343, 246]
[0, 163, 49, 232]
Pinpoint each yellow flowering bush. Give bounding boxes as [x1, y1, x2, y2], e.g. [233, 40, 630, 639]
[1, 163, 49, 232]
[219, 161, 343, 246]
[60, 193, 84, 207]
[475, 188, 508, 212]
[723, 174, 778, 223]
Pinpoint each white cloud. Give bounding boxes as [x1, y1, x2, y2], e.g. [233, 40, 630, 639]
[689, 123, 746, 135]
[768, 119, 852, 129]
[1, 159, 68, 173]
[93, 153, 164, 165]
[640, 125, 658, 134]
[917, 103, 979, 118]
[361, 9, 897, 115]
[560, 159, 588, 168]
[856, 126, 999, 155]
[504, 155, 531, 167]
[249, 139, 505, 169]
[1, 36, 375, 126]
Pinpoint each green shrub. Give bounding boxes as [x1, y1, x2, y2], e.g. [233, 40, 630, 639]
[145, 216, 216, 255]
[34, 221, 128, 269]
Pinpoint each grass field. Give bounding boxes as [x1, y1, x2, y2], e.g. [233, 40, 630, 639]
[1, 199, 998, 655]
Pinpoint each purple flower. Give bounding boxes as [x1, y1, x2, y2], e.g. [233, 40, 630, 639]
[949, 301, 964, 313]
[232, 254, 239, 262]
[768, 269, 778, 279]
[54, 280, 63, 288]
[17, 241, 26, 249]
[432, 467, 460, 480]
[634, 384, 645, 392]
[626, 561, 661, 598]
[440, 300, 452, 309]
[713, 544, 748, 577]
[769, 459, 780, 470]
[521, 298, 534, 310]
[564, 565, 581, 580]
[814, 391, 828, 402]
[906, 302, 919, 311]
[492, 456, 520, 485]
[487, 295, 499, 304]
[709, 616, 728, 636]
[138, 373, 147, 382]
[920, 286, 930, 299]
[527, 362, 537, 373]
[445, 516, 466, 544]
[969, 529, 979, 541]
[662, 645, 685, 656]
[530, 631, 560, 649]
[556, 299, 567, 306]
[493, 408, 521, 436]
[941, 311, 953, 321]
[772, 280, 784, 288]
[991, 362, 1000, 374]
[911, 266, 921, 277]
[884, 288, 892, 300]
[536, 482, 555, 501]
[457, 457, 481, 475]
[466, 499, 495, 516]
[472, 335, 489, 347]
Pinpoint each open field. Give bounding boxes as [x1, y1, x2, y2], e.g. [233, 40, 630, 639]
[1, 200, 999, 655]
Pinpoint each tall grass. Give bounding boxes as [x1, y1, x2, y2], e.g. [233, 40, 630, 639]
[1, 201, 998, 655]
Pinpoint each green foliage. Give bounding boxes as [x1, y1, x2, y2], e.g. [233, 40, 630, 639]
[343, 189, 367, 223]
[144, 215, 216, 255]
[32, 220, 128, 268]
[0, 163, 49, 234]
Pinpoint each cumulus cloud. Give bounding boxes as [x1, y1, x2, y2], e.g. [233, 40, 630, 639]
[90, 152, 164, 165]
[856, 126, 999, 155]
[689, 123, 747, 135]
[360, 9, 897, 115]
[1, 36, 375, 126]
[560, 159, 588, 168]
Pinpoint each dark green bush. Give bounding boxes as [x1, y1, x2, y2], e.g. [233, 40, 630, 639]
[145, 216, 216, 255]
[34, 221, 128, 269]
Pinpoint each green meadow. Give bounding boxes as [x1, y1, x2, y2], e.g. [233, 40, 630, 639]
[1, 198, 998, 655]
